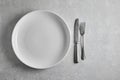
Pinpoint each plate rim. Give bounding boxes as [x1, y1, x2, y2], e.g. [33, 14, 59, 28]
[11, 10, 71, 69]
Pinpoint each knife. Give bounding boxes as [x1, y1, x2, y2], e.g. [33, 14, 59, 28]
[74, 18, 80, 63]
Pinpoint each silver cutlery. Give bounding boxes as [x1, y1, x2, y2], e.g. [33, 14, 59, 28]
[80, 22, 86, 60]
[74, 18, 80, 63]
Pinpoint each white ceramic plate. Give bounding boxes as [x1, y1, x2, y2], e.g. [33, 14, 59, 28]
[12, 10, 70, 69]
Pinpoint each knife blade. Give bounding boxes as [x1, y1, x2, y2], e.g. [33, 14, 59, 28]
[74, 18, 80, 63]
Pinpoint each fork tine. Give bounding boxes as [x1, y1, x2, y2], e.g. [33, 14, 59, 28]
[80, 22, 86, 35]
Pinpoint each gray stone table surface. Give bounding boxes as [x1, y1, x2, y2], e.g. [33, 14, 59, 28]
[0, 0, 120, 80]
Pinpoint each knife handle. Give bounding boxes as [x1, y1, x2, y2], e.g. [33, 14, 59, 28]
[74, 43, 80, 63]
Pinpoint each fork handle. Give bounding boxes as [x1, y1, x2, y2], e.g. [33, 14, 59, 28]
[81, 36, 85, 60]
[81, 46, 85, 60]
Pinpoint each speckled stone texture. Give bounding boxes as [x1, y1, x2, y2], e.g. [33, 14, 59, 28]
[0, 0, 120, 80]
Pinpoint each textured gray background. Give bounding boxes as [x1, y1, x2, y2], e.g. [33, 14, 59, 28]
[0, 0, 120, 80]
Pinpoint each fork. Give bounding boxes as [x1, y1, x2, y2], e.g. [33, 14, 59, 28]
[80, 22, 86, 60]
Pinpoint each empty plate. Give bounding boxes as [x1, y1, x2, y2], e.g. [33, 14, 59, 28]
[12, 10, 70, 69]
